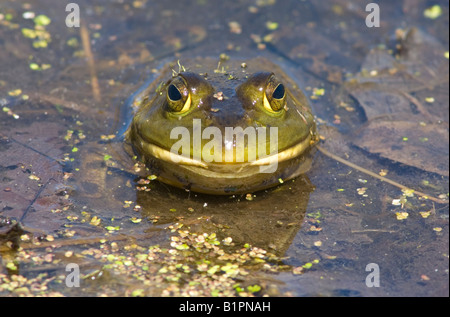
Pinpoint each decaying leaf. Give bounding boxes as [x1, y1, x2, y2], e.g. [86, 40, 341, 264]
[352, 120, 449, 176]
[348, 83, 431, 120]
[346, 28, 449, 176]
[0, 121, 70, 233]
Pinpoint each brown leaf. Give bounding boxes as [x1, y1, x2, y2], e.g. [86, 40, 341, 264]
[348, 84, 431, 120]
[352, 120, 449, 176]
[0, 122, 70, 232]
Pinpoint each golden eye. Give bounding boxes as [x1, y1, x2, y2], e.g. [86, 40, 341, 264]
[166, 76, 191, 113]
[263, 76, 286, 113]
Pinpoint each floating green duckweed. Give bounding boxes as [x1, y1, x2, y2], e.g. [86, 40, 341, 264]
[0, 219, 322, 296]
[265, 21, 278, 30]
[423, 5, 442, 19]
[21, 13, 52, 49]
[33, 14, 51, 26]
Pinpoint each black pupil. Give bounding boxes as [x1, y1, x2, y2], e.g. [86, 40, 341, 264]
[273, 84, 285, 99]
[168, 84, 182, 101]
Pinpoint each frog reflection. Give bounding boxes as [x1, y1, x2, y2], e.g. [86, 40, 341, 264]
[135, 175, 314, 256]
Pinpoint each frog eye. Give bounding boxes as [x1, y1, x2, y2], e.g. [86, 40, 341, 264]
[263, 76, 286, 113]
[166, 76, 191, 113]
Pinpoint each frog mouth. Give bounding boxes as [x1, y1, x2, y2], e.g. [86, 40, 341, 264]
[138, 133, 315, 174]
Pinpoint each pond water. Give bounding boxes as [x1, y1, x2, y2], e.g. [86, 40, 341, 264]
[0, 0, 448, 297]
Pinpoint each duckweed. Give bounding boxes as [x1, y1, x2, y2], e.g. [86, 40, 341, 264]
[1, 220, 308, 296]
[424, 5, 442, 19]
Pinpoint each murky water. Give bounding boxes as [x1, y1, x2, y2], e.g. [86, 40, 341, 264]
[0, 0, 448, 296]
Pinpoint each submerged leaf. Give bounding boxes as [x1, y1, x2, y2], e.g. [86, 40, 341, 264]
[352, 120, 449, 176]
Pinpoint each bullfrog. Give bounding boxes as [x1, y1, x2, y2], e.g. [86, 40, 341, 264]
[126, 57, 318, 194]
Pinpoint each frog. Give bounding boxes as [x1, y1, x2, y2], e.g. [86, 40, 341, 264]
[125, 57, 319, 194]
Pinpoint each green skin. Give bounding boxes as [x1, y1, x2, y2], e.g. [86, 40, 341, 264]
[127, 57, 318, 194]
